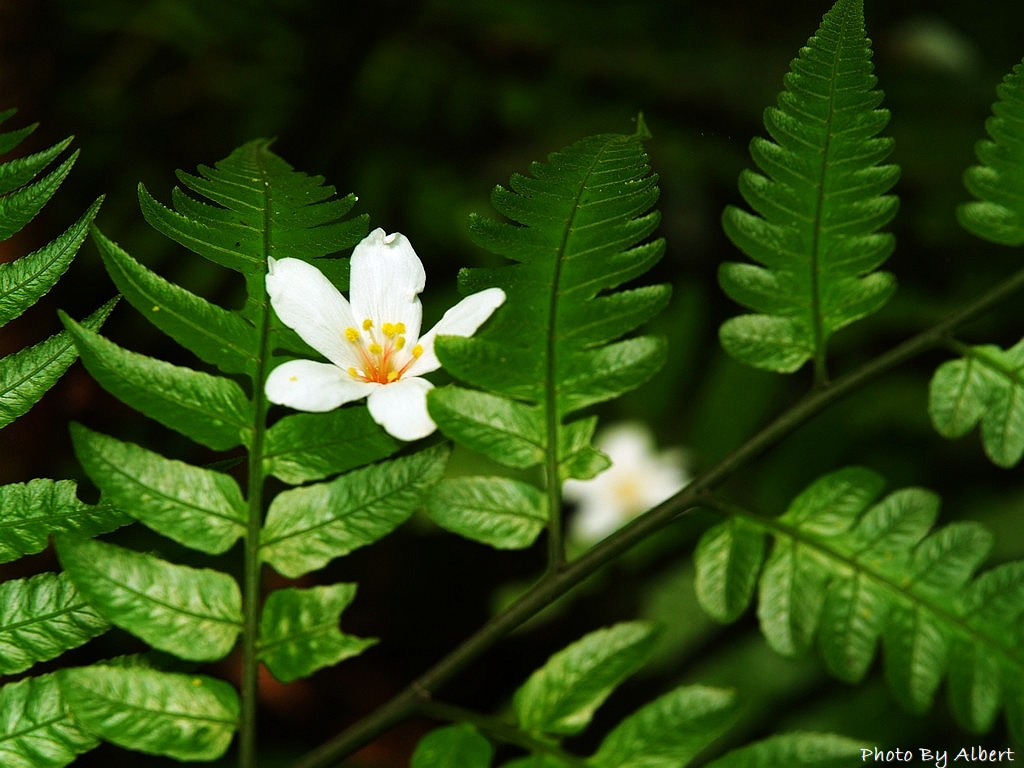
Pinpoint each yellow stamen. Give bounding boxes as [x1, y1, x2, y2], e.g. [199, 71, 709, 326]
[368, 343, 382, 355]
[345, 327, 359, 342]
[362, 318, 373, 330]
[395, 322, 406, 334]
[387, 371, 399, 382]
[382, 322, 397, 338]
[412, 344, 423, 358]
[394, 337, 406, 350]
[348, 367, 360, 379]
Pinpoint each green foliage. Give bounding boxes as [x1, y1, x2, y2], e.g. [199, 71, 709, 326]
[929, 340, 1024, 467]
[258, 584, 376, 684]
[702, 733, 870, 768]
[0, 675, 98, 768]
[260, 444, 449, 578]
[929, 62, 1024, 467]
[425, 117, 668, 549]
[413, 624, 857, 768]
[589, 686, 738, 768]
[262, 407, 401, 484]
[0, 111, 107, 422]
[55, 535, 243, 662]
[958, 57, 1024, 245]
[425, 477, 548, 549]
[694, 467, 1024, 737]
[0, 111, 123, 768]
[718, 0, 898, 377]
[513, 622, 660, 737]
[0, 478, 125, 563]
[411, 724, 494, 768]
[46, 140, 450, 761]
[70, 422, 247, 554]
[57, 666, 239, 761]
[0, 572, 109, 676]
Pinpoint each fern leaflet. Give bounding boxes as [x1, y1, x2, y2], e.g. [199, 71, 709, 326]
[695, 467, 1024, 741]
[719, 0, 899, 378]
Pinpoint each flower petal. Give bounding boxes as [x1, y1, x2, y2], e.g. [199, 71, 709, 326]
[407, 287, 506, 376]
[266, 359, 377, 412]
[366, 376, 436, 441]
[266, 258, 360, 368]
[350, 229, 425, 341]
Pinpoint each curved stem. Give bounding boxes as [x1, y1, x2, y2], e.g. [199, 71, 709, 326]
[289, 263, 1024, 768]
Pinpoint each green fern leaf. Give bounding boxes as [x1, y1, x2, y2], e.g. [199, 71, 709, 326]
[0, 111, 105, 426]
[0, 148, 78, 242]
[0, 198, 101, 327]
[262, 407, 400, 484]
[260, 444, 449, 578]
[56, 536, 242, 662]
[929, 339, 1024, 467]
[0, 298, 114, 430]
[513, 622, 659, 737]
[0, 674, 99, 768]
[694, 468, 1024, 735]
[0, 572, 109, 676]
[70, 423, 247, 555]
[591, 686, 738, 768]
[719, 0, 898, 377]
[57, 666, 239, 761]
[0, 479, 126, 564]
[258, 584, 376, 683]
[427, 120, 669, 549]
[959, 57, 1024, 244]
[411, 724, 493, 768]
[62, 312, 253, 451]
[138, 139, 366, 311]
[91, 227, 258, 376]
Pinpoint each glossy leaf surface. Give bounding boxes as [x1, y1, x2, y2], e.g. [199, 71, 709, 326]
[59, 666, 239, 761]
[56, 536, 242, 662]
[259, 584, 376, 683]
[0, 674, 98, 768]
[513, 622, 659, 737]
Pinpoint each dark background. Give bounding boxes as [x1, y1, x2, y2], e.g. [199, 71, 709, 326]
[2, 0, 1023, 765]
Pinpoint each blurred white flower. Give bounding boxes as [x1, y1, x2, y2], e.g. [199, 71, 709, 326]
[565, 422, 689, 544]
[265, 228, 505, 441]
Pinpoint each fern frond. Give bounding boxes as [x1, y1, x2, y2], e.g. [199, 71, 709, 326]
[138, 140, 366, 316]
[58, 142, 448, 760]
[426, 119, 669, 550]
[959, 57, 1024, 244]
[719, 0, 898, 378]
[695, 468, 1024, 739]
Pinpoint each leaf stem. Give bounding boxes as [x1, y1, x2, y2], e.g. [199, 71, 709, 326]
[289, 262, 1024, 768]
[240, 178, 276, 768]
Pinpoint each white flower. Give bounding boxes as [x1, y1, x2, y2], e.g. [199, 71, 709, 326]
[264, 228, 505, 441]
[564, 422, 689, 544]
